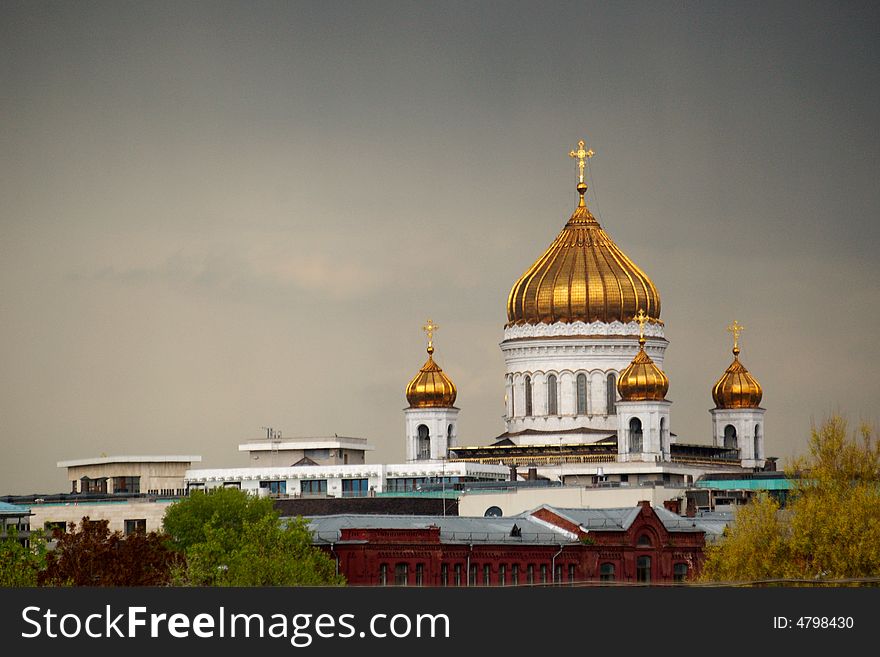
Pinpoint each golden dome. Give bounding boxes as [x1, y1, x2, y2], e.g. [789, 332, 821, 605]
[507, 141, 660, 326]
[712, 348, 763, 409]
[617, 322, 669, 402]
[712, 320, 762, 409]
[406, 319, 457, 408]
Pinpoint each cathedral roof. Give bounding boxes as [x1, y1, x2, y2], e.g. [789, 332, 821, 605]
[615, 310, 669, 402]
[405, 320, 457, 408]
[712, 321, 763, 409]
[506, 140, 660, 326]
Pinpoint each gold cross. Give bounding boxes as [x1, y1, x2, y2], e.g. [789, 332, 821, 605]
[568, 139, 595, 184]
[727, 320, 744, 353]
[633, 309, 648, 343]
[422, 319, 439, 353]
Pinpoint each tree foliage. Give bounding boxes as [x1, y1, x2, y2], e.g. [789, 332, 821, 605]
[0, 529, 47, 587]
[38, 518, 181, 586]
[701, 415, 880, 583]
[163, 488, 344, 586]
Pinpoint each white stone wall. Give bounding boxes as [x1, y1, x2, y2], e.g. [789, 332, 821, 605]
[500, 324, 667, 437]
[403, 407, 459, 461]
[710, 407, 766, 468]
[616, 399, 672, 462]
[28, 499, 176, 534]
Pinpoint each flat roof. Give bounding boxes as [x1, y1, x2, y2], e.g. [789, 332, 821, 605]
[57, 455, 202, 468]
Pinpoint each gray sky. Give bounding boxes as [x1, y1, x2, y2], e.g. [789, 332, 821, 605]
[1, 1, 878, 494]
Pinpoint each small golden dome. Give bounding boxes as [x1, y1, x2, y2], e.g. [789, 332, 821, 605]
[617, 336, 669, 402]
[507, 140, 660, 326]
[406, 319, 457, 408]
[712, 347, 763, 409]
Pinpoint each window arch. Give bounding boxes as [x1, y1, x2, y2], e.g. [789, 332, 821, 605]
[417, 424, 430, 460]
[629, 417, 643, 454]
[754, 424, 761, 459]
[636, 533, 652, 547]
[606, 373, 617, 414]
[509, 377, 516, 417]
[525, 376, 533, 417]
[576, 374, 588, 414]
[547, 374, 558, 415]
[724, 424, 737, 449]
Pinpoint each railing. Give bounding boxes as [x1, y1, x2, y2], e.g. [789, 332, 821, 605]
[449, 454, 616, 466]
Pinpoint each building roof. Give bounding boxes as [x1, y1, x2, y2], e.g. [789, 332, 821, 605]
[57, 455, 202, 468]
[0, 500, 33, 517]
[238, 437, 374, 452]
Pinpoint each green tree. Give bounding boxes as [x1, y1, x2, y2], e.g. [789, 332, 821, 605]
[38, 518, 181, 586]
[163, 488, 344, 586]
[0, 528, 47, 587]
[701, 415, 880, 583]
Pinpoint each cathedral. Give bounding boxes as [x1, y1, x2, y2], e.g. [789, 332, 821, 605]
[406, 139, 767, 487]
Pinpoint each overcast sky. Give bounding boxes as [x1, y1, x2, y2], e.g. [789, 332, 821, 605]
[1, 1, 878, 495]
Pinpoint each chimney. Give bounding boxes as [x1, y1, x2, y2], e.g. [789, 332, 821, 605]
[763, 457, 778, 472]
[685, 495, 697, 518]
[527, 466, 538, 481]
[663, 499, 681, 515]
[509, 464, 518, 482]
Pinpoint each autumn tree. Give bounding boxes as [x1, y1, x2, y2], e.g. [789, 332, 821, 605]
[701, 415, 880, 583]
[163, 488, 343, 586]
[38, 518, 181, 586]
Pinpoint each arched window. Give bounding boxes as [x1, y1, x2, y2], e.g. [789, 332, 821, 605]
[673, 562, 688, 582]
[637, 534, 652, 547]
[525, 376, 533, 417]
[509, 378, 515, 417]
[576, 374, 587, 414]
[724, 424, 737, 449]
[417, 424, 430, 460]
[629, 417, 643, 454]
[660, 417, 667, 454]
[754, 424, 761, 459]
[447, 424, 454, 452]
[606, 373, 617, 414]
[599, 562, 615, 582]
[636, 556, 652, 583]
[547, 374, 558, 415]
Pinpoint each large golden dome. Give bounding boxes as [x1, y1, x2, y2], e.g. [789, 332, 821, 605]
[405, 320, 457, 408]
[507, 142, 660, 326]
[712, 348, 763, 409]
[617, 324, 669, 402]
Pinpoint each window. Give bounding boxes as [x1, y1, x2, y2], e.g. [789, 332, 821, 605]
[724, 424, 737, 449]
[303, 448, 330, 460]
[599, 563, 615, 582]
[387, 477, 427, 492]
[441, 564, 448, 586]
[417, 424, 431, 459]
[525, 376, 533, 416]
[112, 476, 140, 494]
[660, 417, 667, 454]
[300, 479, 327, 496]
[469, 564, 477, 586]
[342, 478, 369, 497]
[259, 480, 286, 495]
[511, 564, 519, 585]
[499, 564, 507, 586]
[379, 564, 388, 586]
[547, 374, 558, 415]
[80, 477, 107, 494]
[606, 372, 617, 414]
[754, 424, 761, 459]
[124, 519, 146, 535]
[394, 563, 408, 586]
[636, 556, 652, 583]
[637, 534, 652, 547]
[629, 417, 643, 453]
[527, 564, 535, 585]
[576, 373, 587, 414]
[222, 481, 241, 489]
[454, 564, 463, 586]
[540, 564, 548, 584]
[673, 563, 689, 582]
[483, 564, 491, 586]
[510, 378, 516, 417]
[416, 563, 424, 586]
[568, 564, 576, 584]
[447, 424, 454, 452]
[554, 564, 562, 584]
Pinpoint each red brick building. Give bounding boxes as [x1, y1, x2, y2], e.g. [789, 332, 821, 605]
[305, 501, 714, 586]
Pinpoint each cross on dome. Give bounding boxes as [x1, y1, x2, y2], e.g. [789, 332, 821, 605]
[422, 319, 439, 354]
[634, 309, 648, 346]
[727, 320, 745, 355]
